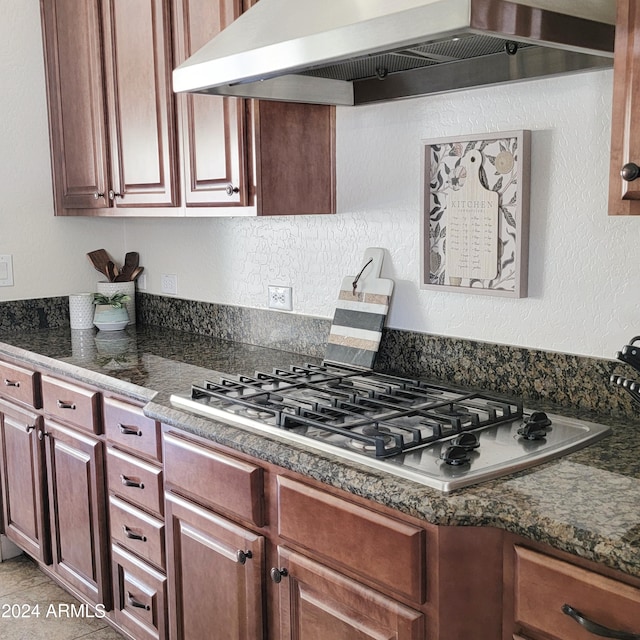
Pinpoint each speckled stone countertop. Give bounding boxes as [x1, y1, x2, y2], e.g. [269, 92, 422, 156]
[1, 325, 639, 581]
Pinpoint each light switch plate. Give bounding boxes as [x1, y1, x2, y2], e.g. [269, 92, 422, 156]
[0, 255, 14, 287]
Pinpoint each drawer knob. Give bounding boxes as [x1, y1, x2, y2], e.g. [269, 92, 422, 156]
[118, 424, 143, 437]
[3, 379, 20, 387]
[122, 525, 147, 542]
[621, 163, 640, 182]
[120, 474, 144, 490]
[236, 550, 253, 565]
[270, 567, 288, 584]
[57, 400, 76, 410]
[562, 604, 640, 639]
[126, 592, 151, 611]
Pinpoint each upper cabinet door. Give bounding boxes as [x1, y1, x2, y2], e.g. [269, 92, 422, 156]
[102, 0, 178, 207]
[40, 0, 110, 211]
[173, 0, 247, 206]
[610, 0, 640, 215]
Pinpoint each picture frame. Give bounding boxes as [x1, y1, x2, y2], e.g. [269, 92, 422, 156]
[420, 130, 530, 298]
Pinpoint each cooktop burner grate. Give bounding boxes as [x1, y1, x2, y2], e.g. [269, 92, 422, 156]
[171, 362, 611, 492]
[188, 363, 523, 458]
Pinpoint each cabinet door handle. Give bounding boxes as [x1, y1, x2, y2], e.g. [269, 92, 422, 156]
[225, 184, 239, 196]
[270, 567, 288, 583]
[3, 379, 20, 387]
[25, 425, 36, 434]
[118, 423, 142, 436]
[621, 163, 640, 182]
[236, 550, 253, 565]
[109, 189, 123, 200]
[56, 400, 76, 410]
[562, 604, 640, 639]
[38, 430, 49, 441]
[120, 474, 144, 489]
[126, 592, 150, 611]
[122, 525, 147, 542]
[93, 191, 105, 199]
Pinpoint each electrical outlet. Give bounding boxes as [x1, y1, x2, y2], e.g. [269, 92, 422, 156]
[161, 273, 178, 295]
[268, 285, 292, 310]
[136, 273, 148, 291]
[0, 255, 14, 287]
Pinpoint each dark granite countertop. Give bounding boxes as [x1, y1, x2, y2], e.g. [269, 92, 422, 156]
[1, 325, 639, 580]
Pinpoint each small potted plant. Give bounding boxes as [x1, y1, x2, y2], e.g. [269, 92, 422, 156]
[93, 292, 130, 330]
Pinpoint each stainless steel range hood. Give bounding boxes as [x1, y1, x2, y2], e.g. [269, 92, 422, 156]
[172, 0, 615, 106]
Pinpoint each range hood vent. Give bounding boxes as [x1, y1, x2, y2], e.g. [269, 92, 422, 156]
[173, 0, 616, 106]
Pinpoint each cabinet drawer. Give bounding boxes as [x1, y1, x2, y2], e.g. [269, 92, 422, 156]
[110, 495, 165, 571]
[112, 544, 167, 640]
[41, 375, 100, 433]
[163, 432, 264, 527]
[277, 476, 425, 603]
[0, 361, 40, 408]
[514, 546, 640, 640]
[104, 398, 161, 463]
[107, 447, 163, 518]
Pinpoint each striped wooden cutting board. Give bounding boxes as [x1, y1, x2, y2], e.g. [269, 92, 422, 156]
[325, 248, 394, 370]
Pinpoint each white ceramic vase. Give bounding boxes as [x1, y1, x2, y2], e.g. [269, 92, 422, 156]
[96, 280, 136, 325]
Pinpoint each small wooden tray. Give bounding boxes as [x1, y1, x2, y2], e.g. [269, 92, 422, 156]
[325, 248, 394, 370]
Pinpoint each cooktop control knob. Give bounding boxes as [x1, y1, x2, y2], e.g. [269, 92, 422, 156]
[440, 445, 471, 466]
[518, 411, 551, 440]
[451, 432, 480, 450]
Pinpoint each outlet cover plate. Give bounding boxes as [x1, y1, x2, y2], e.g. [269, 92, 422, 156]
[268, 285, 292, 310]
[161, 273, 178, 295]
[0, 255, 14, 287]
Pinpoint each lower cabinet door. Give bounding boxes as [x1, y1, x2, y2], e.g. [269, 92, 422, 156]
[165, 492, 265, 640]
[45, 419, 110, 608]
[112, 544, 168, 640]
[0, 401, 49, 563]
[274, 547, 425, 640]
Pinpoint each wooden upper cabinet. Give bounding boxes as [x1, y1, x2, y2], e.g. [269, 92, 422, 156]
[102, 0, 178, 208]
[40, 0, 178, 214]
[40, 0, 110, 212]
[610, 0, 640, 215]
[41, 0, 335, 216]
[173, 0, 247, 206]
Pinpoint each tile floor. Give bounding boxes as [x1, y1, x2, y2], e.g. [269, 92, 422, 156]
[0, 554, 125, 639]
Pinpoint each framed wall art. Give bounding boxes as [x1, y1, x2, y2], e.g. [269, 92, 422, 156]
[420, 130, 530, 298]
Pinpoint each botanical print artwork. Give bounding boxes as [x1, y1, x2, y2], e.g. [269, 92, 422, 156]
[427, 135, 520, 292]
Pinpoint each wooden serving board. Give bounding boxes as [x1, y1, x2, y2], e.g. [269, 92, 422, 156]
[325, 248, 394, 370]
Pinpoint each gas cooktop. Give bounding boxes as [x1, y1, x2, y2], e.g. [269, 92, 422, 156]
[170, 362, 611, 493]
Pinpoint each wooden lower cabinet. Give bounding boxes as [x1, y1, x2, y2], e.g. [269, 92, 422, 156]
[112, 544, 168, 640]
[274, 546, 424, 640]
[0, 399, 49, 563]
[165, 491, 265, 639]
[506, 544, 640, 640]
[44, 419, 110, 608]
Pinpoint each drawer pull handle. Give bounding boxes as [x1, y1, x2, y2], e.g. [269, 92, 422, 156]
[120, 474, 144, 489]
[4, 379, 20, 387]
[57, 400, 76, 410]
[236, 550, 253, 565]
[118, 423, 142, 436]
[562, 604, 640, 639]
[270, 567, 288, 584]
[126, 592, 150, 611]
[122, 525, 147, 542]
